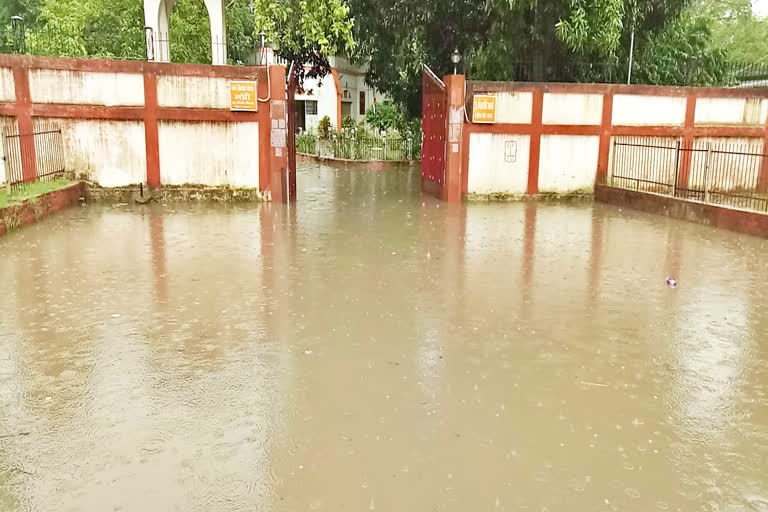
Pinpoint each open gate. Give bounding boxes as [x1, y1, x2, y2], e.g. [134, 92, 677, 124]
[286, 65, 298, 202]
[421, 66, 447, 198]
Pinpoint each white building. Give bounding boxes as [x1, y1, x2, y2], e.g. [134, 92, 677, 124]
[293, 56, 388, 133]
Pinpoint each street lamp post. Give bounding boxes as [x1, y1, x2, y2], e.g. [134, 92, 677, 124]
[451, 48, 461, 75]
[11, 15, 25, 54]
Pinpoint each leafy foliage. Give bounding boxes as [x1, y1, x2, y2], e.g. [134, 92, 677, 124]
[0, 0, 40, 53]
[26, 0, 145, 59]
[630, 9, 728, 85]
[556, 0, 625, 53]
[341, 115, 357, 130]
[318, 115, 333, 139]
[225, 0, 257, 64]
[253, 0, 355, 84]
[169, 0, 212, 64]
[699, 0, 768, 63]
[1, 0, 255, 64]
[365, 100, 401, 132]
[348, 0, 726, 115]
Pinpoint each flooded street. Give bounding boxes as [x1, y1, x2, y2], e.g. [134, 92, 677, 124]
[1, 160, 767, 511]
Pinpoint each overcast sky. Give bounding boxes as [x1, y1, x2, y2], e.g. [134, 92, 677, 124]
[754, 0, 768, 17]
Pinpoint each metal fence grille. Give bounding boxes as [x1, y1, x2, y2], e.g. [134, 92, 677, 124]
[610, 137, 768, 212]
[146, 31, 250, 65]
[680, 141, 767, 211]
[2, 121, 66, 193]
[296, 133, 417, 161]
[611, 137, 681, 195]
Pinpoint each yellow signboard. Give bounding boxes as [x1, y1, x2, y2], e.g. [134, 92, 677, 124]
[230, 81, 258, 112]
[472, 94, 496, 123]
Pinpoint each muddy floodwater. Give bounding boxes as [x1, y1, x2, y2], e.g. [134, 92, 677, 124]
[1, 160, 767, 511]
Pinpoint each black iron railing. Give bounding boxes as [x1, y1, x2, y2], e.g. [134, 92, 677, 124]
[610, 137, 768, 212]
[297, 132, 419, 161]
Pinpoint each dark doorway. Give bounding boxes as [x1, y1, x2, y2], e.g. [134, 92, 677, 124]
[295, 100, 306, 132]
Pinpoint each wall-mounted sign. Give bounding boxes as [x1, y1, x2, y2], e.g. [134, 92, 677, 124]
[230, 81, 258, 112]
[472, 94, 496, 123]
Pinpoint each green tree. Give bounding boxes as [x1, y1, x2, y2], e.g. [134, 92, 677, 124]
[169, 0, 256, 64]
[698, 0, 768, 63]
[3, 0, 255, 64]
[631, 9, 728, 85]
[348, 0, 708, 116]
[169, 0, 212, 63]
[26, 0, 145, 59]
[226, 0, 257, 64]
[253, 0, 355, 83]
[365, 100, 401, 132]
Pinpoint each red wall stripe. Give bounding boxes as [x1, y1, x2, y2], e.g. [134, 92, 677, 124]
[22, 103, 261, 123]
[0, 53, 267, 80]
[32, 104, 144, 121]
[467, 122, 765, 139]
[158, 107, 259, 123]
[468, 80, 768, 99]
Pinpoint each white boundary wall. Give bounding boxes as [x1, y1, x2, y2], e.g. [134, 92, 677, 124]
[0, 63, 261, 189]
[466, 86, 768, 196]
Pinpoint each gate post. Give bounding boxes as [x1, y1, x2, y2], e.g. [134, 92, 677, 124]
[443, 74, 465, 203]
[258, 64, 289, 202]
[287, 68, 297, 201]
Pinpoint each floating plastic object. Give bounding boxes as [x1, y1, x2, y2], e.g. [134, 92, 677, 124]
[666, 277, 678, 288]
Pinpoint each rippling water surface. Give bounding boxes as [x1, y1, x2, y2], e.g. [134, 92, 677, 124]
[0, 160, 767, 511]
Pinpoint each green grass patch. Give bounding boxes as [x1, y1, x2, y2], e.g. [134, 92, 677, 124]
[0, 179, 74, 208]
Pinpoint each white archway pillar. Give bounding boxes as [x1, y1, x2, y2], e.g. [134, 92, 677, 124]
[144, 0, 225, 65]
[144, 0, 175, 62]
[204, 0, 227, 65]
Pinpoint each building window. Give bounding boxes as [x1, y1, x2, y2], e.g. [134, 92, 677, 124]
[305, 100, 318, 115]
[359, 91, 366, 116]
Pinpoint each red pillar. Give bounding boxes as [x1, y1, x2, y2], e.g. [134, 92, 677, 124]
[596, 93, 614, 185]
[287, 70, 297, 201]
[677, 95, 697, 190]
[143, 72, 161, 189]
[527, 89, 543, 195]
[758, 116, 768, 193]
[267, 65, 288, 203]
[331, 68, 343, 134]
[443, 74, 465, 203]
[12, 65, 37, 182]
[258, 66, 271, 194]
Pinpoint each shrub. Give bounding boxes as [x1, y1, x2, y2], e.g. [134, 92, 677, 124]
[365, 100, 401, 133]
[318, 115, 333, 139]
[342, 115, 357, 131]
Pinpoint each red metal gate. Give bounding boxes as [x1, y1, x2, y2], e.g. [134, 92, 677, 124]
[286, 66, 298, 202]
[421, 66, 447, 197]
